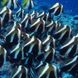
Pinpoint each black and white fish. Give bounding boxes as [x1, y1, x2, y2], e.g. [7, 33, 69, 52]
[49, 3, 63, 16]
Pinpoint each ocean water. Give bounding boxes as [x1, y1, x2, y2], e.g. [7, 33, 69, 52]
[33, 0, 78, 15]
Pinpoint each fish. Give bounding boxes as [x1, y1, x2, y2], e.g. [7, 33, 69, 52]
[2, 8, 12, 25]
[0, 34, 6, 45]
[0, 7, 12, 26]
[46, 21, 58, 35]
[54, 25, 71, 44]
[21, 13, 29, 28]
[0, 6, 8, 15]
[49, 3, 63, 16]
[24, 0, 34, 10]
[7, 0, 19, 10]
[60, 34, 78, 58]
[0, 45, 7, 67]
[30, 10, 39, 19]
[12, 65, 28, 78]
[46, 13, 52, 22]
[37, 63, 57, 78]
[0, 17, 3, 27]
[44, 48, 55, 63]
[16, 8, 25, 19]
[23, 36, 40, 56]
[27, 18, 42, 36]
[61, 56, 78, 72]
[37, 11, 46, 19]
[42, 35, 55, 49]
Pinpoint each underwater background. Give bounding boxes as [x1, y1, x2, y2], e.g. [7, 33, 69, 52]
[0, 0, 78, 78]
[33, 0, 78, 15]
[18, 0, 78, 15]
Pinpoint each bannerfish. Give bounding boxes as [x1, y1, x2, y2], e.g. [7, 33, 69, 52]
[49, 2, 63, 16]
[0, 0, 78, 78]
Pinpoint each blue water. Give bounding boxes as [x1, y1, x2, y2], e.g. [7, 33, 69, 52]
[33, 0, 78, 15]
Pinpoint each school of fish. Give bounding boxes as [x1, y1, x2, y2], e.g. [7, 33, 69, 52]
[0, 0, 78, 78]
